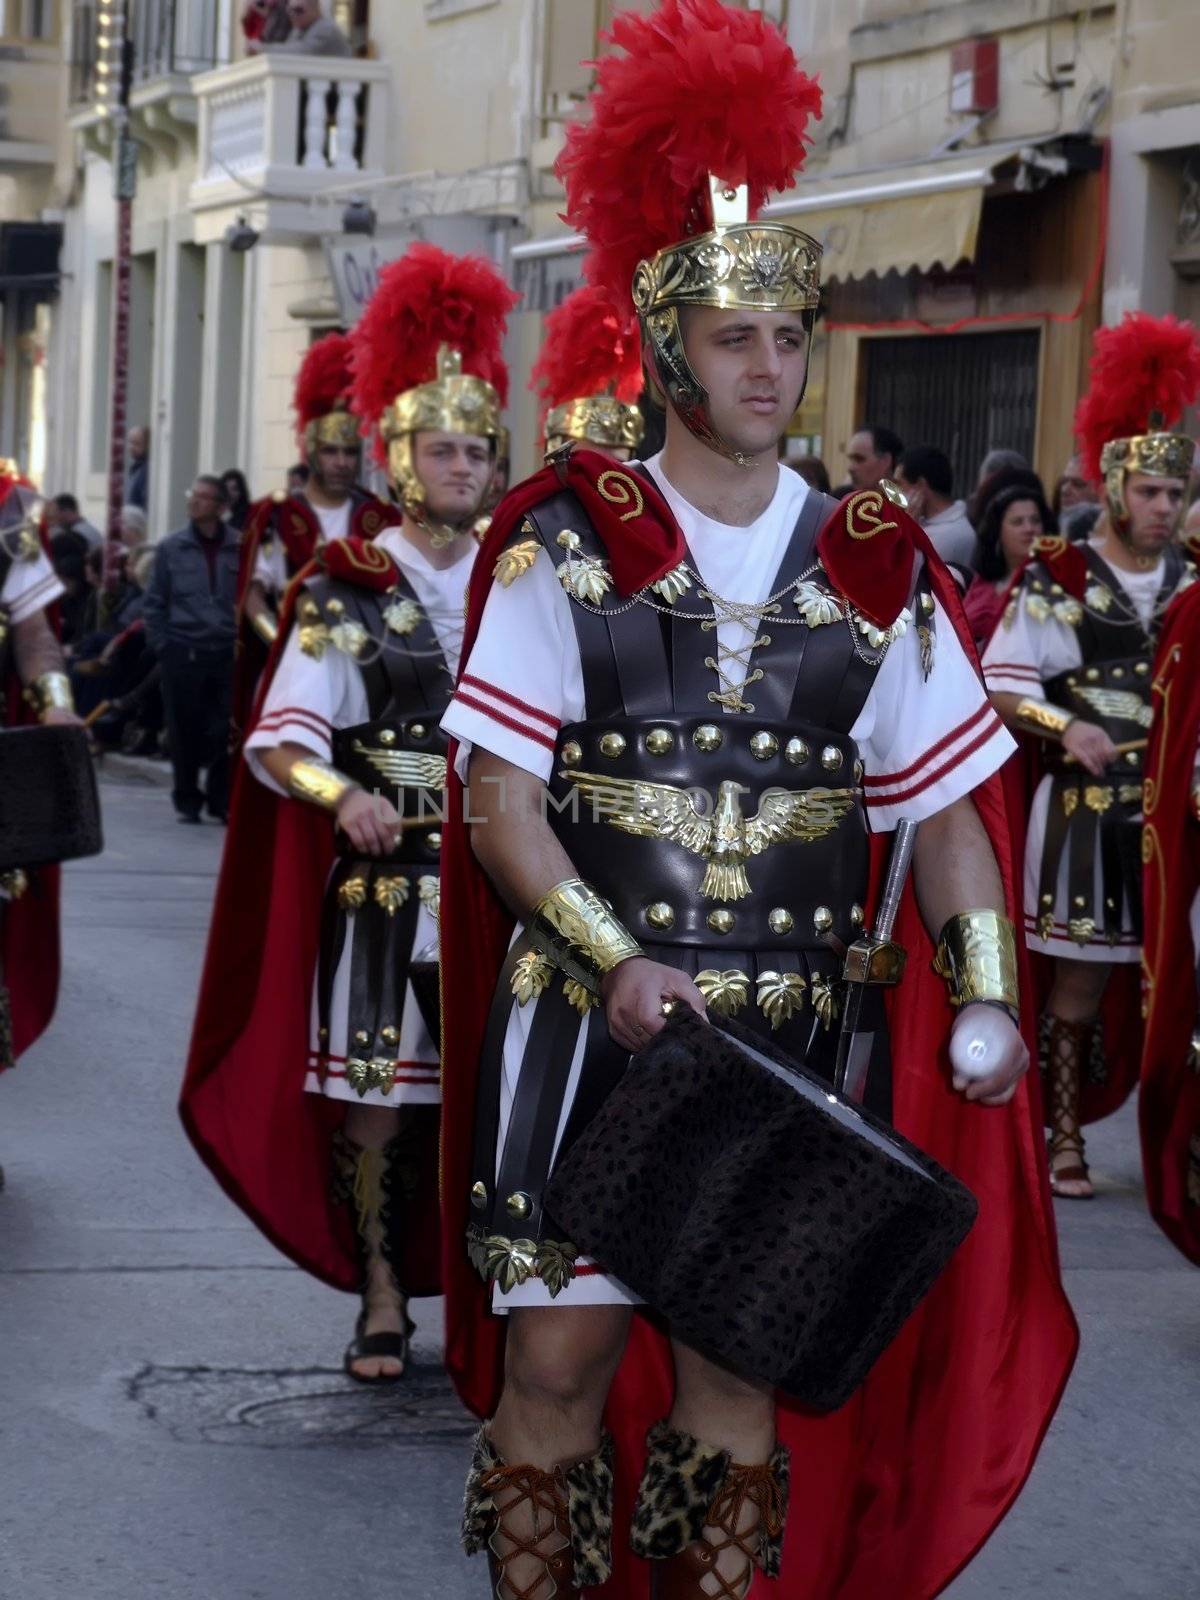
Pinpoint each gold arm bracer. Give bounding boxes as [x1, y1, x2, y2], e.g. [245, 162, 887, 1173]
[251, 609, 279, 646]
[1014, 697, 1075, 741]
[287, 757, 359, 814]
[527, 877, 643, 995]
[26, 671, 75, 720]
[933, 909, 1020, 1016]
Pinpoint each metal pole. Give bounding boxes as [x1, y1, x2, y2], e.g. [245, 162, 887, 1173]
[103, 3, 137, 594]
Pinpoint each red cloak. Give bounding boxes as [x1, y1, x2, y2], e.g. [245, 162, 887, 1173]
[1140, 581, 1200, 1266]
[231, 492, 399, 745]
[180, 536, 440, 1293]
[2, 471, 61, 1069]
[439, 459, 1077, 1599]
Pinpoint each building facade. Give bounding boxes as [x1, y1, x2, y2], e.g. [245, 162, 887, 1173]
[2, 0, 1199, 526]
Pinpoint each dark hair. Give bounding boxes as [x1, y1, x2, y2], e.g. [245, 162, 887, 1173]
[287, 462, 311, 485]
[856, 424, 904, 464]
[897, 445, 953, 499]
[968, 464, 1045, 530]
[221, 468, 250, 507]
[53, 493, 79, 514]
[788, 455, 831, 494]
[976, 484, 1055, 580]
[1061, 501, 1101, 542]
[194, 474, 229, 505]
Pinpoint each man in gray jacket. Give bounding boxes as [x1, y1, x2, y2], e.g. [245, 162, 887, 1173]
[250, 0, 351, 55]
[142, 477, 240, 824]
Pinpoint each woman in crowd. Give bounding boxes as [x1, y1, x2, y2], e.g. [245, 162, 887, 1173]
[118, 504, 148, 550]
[221, 469, 253, 532]
[963, 482, 1057, 647]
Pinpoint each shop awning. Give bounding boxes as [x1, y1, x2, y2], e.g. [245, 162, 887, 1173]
[508, 139, 1100, 296]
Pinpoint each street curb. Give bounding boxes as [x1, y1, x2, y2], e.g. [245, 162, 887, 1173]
[97, 751, 173, 788]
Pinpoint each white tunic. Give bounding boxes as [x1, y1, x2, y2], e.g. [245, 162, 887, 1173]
[981, 544, 1167, 963]
[252, 497, 351, 598]
[246, 525, 475, 1107]
[1, 540, 64, 625]
[442, 454, 1015, 1310]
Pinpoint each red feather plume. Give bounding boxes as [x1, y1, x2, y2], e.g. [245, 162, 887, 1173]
[557, 0, 822, 308]
[1074, 312, 1200, 479]
[530, 285, 643, 417]
[292, 332, 355, 441]
[349, 244, 519, 458]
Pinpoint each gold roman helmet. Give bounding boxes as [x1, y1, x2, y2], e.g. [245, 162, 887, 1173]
[349, 243, 518, 545]
[1075, 312, 1200, 542]
[531, 284, 646, 460]
[545, 396, 644, 458]
[292, 332, 361, 469]
[633, 178, 821, 465]
[556, 0, 824, 467]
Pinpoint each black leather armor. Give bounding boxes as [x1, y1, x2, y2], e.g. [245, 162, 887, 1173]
[1029, 543, 1187, 947]
[468, 477, 933, 1277]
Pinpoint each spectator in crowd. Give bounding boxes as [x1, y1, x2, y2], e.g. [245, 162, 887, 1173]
[46, 492, 102, 550]
[126, 426, 150, 510]
[976, 447, 1029, 487]
[894, 444, 976, 567]
[962, 482, 1056, 647]
[968, 460, 1045, 531]
[286, 462, 311, 494]
[1061, 501, 1102, 542]
[787, 453, 831, 494]
[118, 504, 148, 550]
[241, 0, 291, 43]
[142, 476, 240, 824]
[45, 498, 93, 646]
[221, 469, 253, 532]
[249, 0, 351, 55]
[69, 546, 145, 717]
[845, 423, 904, 490]
[1052, 452, 1098, 519]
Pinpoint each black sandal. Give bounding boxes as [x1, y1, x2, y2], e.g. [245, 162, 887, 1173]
[343, 1309, 416, 1385]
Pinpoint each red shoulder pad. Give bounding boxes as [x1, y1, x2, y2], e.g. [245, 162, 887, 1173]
[351, 495, 402, 541]
[1027, 535, 1087, 600]
[559, 447, 684, 595]
[815, 489, 919, 628]
[318, 534, 399, 591]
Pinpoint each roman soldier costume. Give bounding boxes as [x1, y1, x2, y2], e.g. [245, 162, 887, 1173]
[439, 4, 1075, 1596]
[0, 464, 68, 1079]
[180, 246, 515, 1372]
[231, 332, 398, 742]
[530, 284, 645, 460]
[982, 313, 1200, 1193]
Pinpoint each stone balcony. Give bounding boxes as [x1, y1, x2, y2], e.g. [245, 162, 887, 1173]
[188, 54, 392, 244]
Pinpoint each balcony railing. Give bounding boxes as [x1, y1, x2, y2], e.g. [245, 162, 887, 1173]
[189, 53, 390, 228]
[70, 0, 220, 105]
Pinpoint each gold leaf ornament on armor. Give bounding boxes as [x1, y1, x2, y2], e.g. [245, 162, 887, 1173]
[373, 875, 411, 914]
[493, 537, 540, 588]
[383, 595, 423, 636]
[297, 596, 331, 660]
[793, 579, 844, 628]
[756, 971, 807, 1030]
[555, 528, 613, 605]
[511, 949, 553, 1005]
[561, 771, 856, 902]
[695, 968, 750, 1017]
[844, 489, 899, 542]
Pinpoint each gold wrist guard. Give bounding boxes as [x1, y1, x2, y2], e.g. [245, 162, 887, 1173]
[933, 909, 1020, 1015]
[251, 610, 279, 646]
[26, 671, 74, 719]
[287, 757, 359, 814]
[528, 877, 642, 995]
[1014, 697, 1074, 741]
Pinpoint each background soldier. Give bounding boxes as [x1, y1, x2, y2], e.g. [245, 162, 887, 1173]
[530, 283, 645, 462]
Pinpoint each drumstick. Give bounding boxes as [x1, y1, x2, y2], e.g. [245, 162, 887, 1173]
[82, 700, 113, 729]
[1062, 737, 1146, 767]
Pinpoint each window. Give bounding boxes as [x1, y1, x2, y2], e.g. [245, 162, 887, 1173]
[1, 0, 58, 41]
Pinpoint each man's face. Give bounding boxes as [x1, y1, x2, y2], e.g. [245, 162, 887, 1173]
[286, 0, 319, 29]
[187, 480, 224, 524]
[310, 442, 358, 498]
[1122, 472, 1185, 558]
[845, 430, 892, 490]
[128, 427, 148, 461]
[676, 307, 809, 461]
[892, 465, 926, 520]
[411, 432, 493, 524]
[1059, 455, 1096, 510]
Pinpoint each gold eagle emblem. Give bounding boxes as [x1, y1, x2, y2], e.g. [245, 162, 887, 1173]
[350, 741, 447, 790]
[1074, 686, 1152, 729]
[561, 771, 856, 901]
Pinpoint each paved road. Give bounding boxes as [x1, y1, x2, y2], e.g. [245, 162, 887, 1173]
[1, 772, 1197, 1598]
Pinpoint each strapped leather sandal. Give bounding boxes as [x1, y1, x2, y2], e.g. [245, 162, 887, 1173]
[1045, 1015, 1095, 1200]
[343, 1308, 416, 1385]
[462, 1427, 614, 1599]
